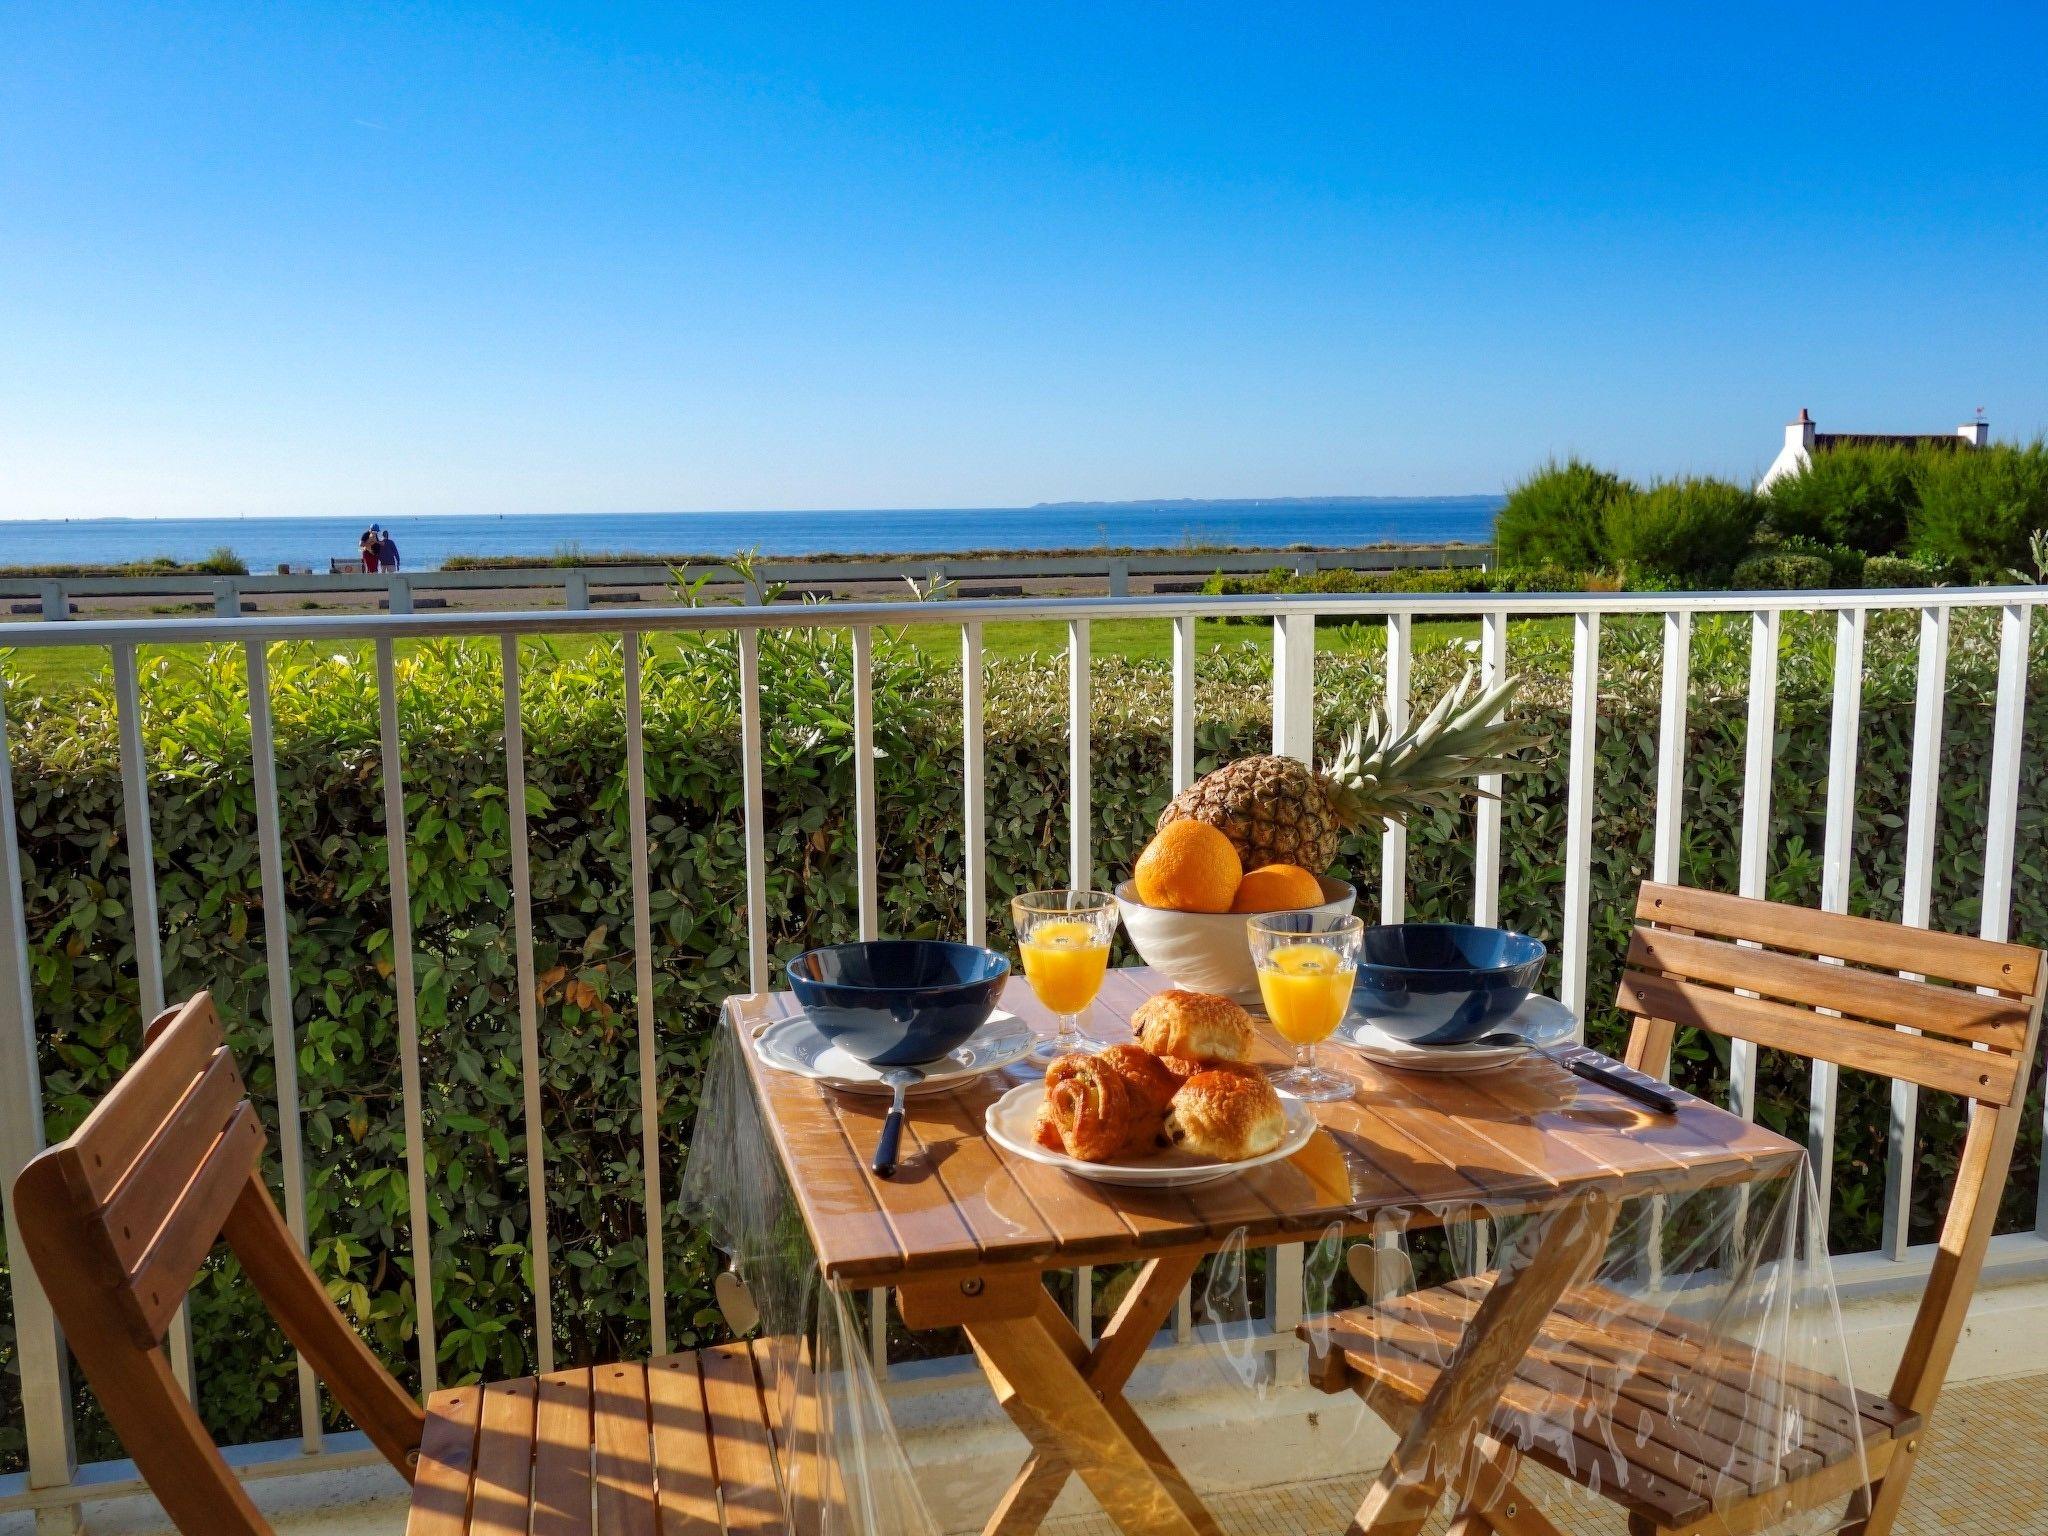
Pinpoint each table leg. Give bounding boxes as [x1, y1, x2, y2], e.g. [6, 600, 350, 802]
[1348, 1192, 1618, 1536]
[965, 1270, 1222, 1536]
[983, 1254, 1203, 1536]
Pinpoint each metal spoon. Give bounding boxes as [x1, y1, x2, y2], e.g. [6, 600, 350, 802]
[871, 1064, 925, 1178]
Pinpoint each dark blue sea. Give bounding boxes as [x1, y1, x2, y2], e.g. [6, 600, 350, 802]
[0, 498, 1500, 573]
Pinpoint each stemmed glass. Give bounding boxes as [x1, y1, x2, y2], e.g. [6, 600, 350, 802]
[1011, 890, 1120, 1062]
[1248, 911, 1362, 1101]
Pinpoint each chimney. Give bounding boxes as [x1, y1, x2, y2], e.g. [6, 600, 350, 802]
[1788, 407, 1816, 453]
[1958, 412, 1988, 448]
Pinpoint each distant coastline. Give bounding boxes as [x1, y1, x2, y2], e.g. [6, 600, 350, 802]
[0, 496, 1504, 573]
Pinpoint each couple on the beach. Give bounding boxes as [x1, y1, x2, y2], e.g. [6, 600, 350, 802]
[360, 524, 401, 573]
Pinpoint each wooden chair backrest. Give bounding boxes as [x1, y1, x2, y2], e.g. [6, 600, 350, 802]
[10, 993, 424, 1535]
[1617, 882, 2047, 1416]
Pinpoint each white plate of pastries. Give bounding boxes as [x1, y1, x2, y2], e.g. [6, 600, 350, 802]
[985, 990, 1318, 1188]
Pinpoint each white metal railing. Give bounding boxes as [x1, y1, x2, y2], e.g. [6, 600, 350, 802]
[0, 543, 1491, 621]
[0, 584, 2041, 1527]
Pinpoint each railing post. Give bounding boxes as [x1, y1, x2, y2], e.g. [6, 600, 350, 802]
[564, 570, 590, 610]
[1728, 608, 1782, 1120]
[737, 629, 770, 993]
[1884, 604, 1949, 1260]
[1381, 615, 1411, 923]
[0, 671, 83, 1529]
[1171, 615, 1197, 792]
[1106, 559, 1130, 599]
[853, 627, 879, 941]
[623, 633, 667, 1356]
[387, 575, 413, 615]
[961, 623, 986, 948]
[36, 581, 65, 622]
[1068, 620, 1092, 889]
[1472, 610, 1507, 928]
[1271, 613, 1314, 762]
[1811, 606, 1867, 1214]
[1559, 610, 1601, 1027]
[212, 579, 241, 617]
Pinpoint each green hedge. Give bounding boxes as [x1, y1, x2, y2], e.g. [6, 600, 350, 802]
[1, 613, 2043, 1468]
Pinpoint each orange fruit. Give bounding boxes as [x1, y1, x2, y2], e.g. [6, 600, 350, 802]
[1229, 864, 1325, 913]
[1134, 821, 1243, 912]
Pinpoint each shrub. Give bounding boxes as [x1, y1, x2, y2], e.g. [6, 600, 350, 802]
[1730, 552, 1834, 590]
[196, 546, 248, 575]
[1863, 554, 1945, 589]
[1602, 478, 1761, 583]
[1494, 459, 1634, 569]
[1763, 443, 1922, 554]
[1910, 440, 2048, 579]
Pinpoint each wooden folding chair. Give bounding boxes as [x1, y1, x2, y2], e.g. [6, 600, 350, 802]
[1307, 882, 2046, 1536]
[11, 991, 817, 1534]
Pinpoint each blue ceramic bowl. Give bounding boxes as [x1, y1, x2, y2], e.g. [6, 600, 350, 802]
[1352, 924, 1548, 1045]
[786, 941, 1011, 1067]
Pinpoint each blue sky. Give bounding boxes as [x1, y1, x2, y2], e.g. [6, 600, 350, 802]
[4, 3, 2046, 518]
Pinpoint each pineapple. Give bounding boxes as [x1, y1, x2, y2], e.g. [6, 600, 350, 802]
[1157, 669, 1542, 872]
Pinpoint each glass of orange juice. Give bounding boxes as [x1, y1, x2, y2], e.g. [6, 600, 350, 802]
[1012, 889, 1120, 1062]
[1248, 911, 1362, 1101]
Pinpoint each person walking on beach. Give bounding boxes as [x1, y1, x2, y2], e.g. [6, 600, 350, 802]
[378, 528, 401, 572]
[361, 526, 381, 573]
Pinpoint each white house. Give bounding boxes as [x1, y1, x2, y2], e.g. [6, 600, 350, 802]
[1757, 407, 1988, 490]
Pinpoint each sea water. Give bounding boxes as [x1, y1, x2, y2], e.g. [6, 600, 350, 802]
[0, 498, 1500, 573]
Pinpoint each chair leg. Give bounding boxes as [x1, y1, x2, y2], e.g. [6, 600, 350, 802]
[1843, 1436, 1920, 1536]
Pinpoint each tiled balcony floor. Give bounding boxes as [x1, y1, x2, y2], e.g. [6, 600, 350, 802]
[1033, 1372, 2048, 1536]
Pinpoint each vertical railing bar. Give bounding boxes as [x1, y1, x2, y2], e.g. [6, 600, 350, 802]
[853, 626, 879, 942]
[1270, 615, 1315, 762]
[374, 639, 438, 1397]
[1268, 1241, 1305, 1388]
[1073, 1266, 1094, 1345]
[1381, 615, 1411, 924]
[245, 641, 322, 1448]
[1642, 608, 1691, 1294]
[1559, 611, 1601, 1030]
[1810, 607, 1866, 1215]
[1174, 1280, 1194, 1344]
[1472, 610, 1507, 928]
[1068, 620, 1091, 890]
[1171, 615, 1197, 793]
[1728, 608, 1782, 1121]
[111, 643, 196, 1402]
[1972, 604, 2043, 1235]
[0, 666, 82, 1509]
[498, 636, 554, 1375]
[623, 633, 667, 1356]
[1981, 602, 2029, 948]
[737, 631, 770, 993]
[1651, 611, 1692, 887]
[961, 623, 986, 948]
[1884, 604, 1948, 1260]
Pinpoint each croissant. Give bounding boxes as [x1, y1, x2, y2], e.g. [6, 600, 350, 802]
[1037, 1052, 1156, 1161]
[1133, 989, 1255, 1067]
[1096, 1042, 1182, 1119]
[1161, 1069, 1286, 1162]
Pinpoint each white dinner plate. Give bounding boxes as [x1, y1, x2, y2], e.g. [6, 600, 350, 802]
[757, 1011, 1035, 1096]
[1339, 995, 1578, 1074]
[984, 1081, 1319, 1188]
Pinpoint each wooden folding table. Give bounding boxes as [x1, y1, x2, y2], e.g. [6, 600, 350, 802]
[726, 967, 1802, 1536]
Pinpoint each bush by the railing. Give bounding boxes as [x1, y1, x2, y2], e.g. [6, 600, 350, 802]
[1494, 458, 1633, 569]
[1763, 442, 1924, 554]
[0, 612, 2042, 1469]
[1862, 554, 1947, 589]
[1910, 439, 2048, 579]
[1602, 478, 1762, 584]
[1197, 564, 1630, 614]
[1729, 552, 1836, 591]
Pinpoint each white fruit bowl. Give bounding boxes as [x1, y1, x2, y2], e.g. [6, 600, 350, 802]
[1114, 876, 1358, 1003]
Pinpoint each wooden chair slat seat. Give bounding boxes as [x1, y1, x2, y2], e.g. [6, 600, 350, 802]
[11, 992, 820, 1536]
[1316, 1276, 1919, 1529]
[408, 1344, 800, 1536]
[1306, 884, 2046, 1536]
